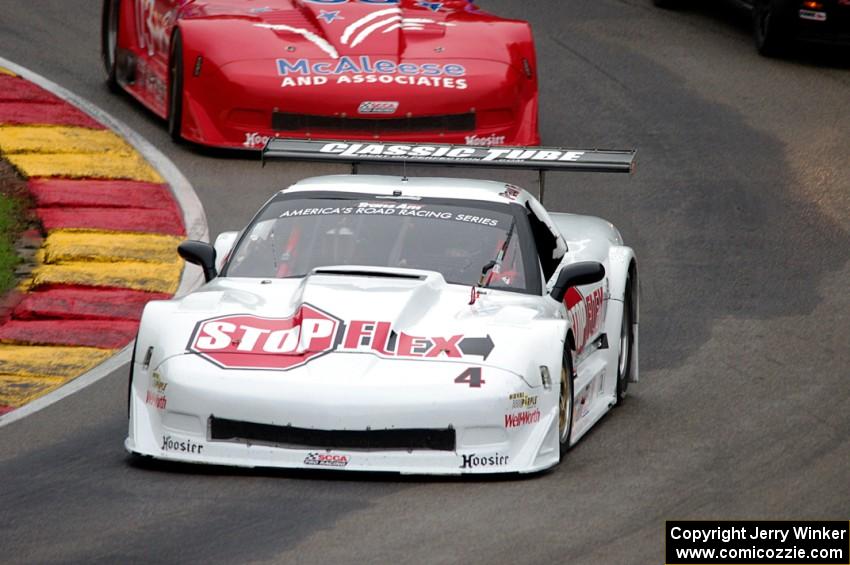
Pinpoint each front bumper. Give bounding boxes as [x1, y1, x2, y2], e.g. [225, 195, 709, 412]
[127, 353, 559, 475]
[178, 57, 540, 149]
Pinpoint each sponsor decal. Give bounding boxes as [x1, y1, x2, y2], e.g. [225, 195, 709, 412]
[460, 453, 509, 469]
[417, 1, 443, 11]
[465, 134, 506, 147]
[161, 435, 204, 454]
[304, 0, 401, 4]
[798, 9, 827, 21]
[358, 101, 399, 114]
[145, 390, 167, 410]
[575, 383, 592, 419]
[318, 9, 344, 23]
[243, 132, 272, 148]
[274, 56, 468, 90]
[304, 452, 349, 467]
[145, 371, 167, 410]
[564, 286, 605, 355]
[136, 0, 173, 56]
[187, 304, 495, 370]
[317, 142, 587, 164]
[134, 59, 166, 108]
[499, 184, 521, 201]
[303, 0, 448, 5]
[275, 202, 502, 226]
[151, 371, 167, 393]
[259, 6, 456, 59]
[509, 392, 537, 409]
[504, 393, 539, 428]
[504, 409, 540, 428]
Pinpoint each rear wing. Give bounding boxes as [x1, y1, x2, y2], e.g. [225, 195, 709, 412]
[262, 139, 636, 202]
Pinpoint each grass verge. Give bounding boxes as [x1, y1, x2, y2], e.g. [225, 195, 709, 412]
[0, 159, 32, 294]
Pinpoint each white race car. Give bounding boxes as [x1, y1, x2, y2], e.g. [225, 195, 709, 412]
[126, 140, 639, 474]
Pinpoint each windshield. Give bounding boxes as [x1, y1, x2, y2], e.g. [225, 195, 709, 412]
[224, 192, 539, 294]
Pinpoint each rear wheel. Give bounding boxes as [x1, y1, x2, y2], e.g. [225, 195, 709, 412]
[558, 345, 575, 459]
[753, 0, 793, 57]
[101, 0, 120, 92]
[167, 29, 185, 142]
[615, 280, 634, 405]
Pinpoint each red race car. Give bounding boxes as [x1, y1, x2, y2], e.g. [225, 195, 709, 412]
[101, 0, 540, 149]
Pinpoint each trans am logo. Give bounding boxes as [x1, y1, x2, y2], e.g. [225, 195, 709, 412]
[187, 304, 494, 370]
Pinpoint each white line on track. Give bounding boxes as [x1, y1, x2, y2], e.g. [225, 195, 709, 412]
[0, 56, 209, 428]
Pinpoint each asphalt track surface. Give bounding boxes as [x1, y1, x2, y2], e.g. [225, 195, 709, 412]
[2, 1, 849, 563]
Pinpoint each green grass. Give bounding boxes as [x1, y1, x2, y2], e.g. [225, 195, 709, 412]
[0, 195, 22, 294]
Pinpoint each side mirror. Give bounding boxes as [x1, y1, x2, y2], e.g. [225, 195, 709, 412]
[549, 261, 605, 303]
[213, 231, 239, 272]
[178, 240, 217, 283]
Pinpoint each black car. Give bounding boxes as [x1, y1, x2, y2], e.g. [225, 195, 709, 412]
[653, 0, 850, 56]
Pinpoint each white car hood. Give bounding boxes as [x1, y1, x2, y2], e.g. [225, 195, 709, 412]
[138, 267, 565, 386]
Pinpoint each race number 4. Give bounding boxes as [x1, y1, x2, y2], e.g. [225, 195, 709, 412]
[455, 367, 484, 388]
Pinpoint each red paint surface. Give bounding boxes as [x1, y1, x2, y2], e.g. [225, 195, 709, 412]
[0, 290, 25, 325]
[38, 207, 186, 236]
[14, 287, 170, 321]
[0, 319, 140, 349]
[0, 102, 103, 129]
[0, 76, 62, 103]
[29, 179, 174, 209]
[110, 0, 541, 149]
[0, 406, 14, 416]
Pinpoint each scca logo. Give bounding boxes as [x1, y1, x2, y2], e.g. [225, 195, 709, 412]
[304, 453, 350, 467]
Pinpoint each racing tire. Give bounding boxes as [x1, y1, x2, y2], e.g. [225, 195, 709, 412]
[558, 345, 576, 459]
[127, 339, 137, 418]
[615, 279, 634, 405]
[753, 0, 793, 57]
[167, 29, 185, 143]
[101, 0, 121, 92]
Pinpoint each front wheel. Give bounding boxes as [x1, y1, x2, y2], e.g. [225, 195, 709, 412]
[101, 0, 120, 92]
[167, 29, 185, 142]
[558, 346, 576, 459]
[753, 0, 793, 57]
[615, 279, 634, 405]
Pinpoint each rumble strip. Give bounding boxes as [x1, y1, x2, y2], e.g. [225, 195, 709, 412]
[0, 60, 203, 420]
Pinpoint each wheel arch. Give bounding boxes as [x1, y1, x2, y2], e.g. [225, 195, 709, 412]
[607, 246, 639, 383]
